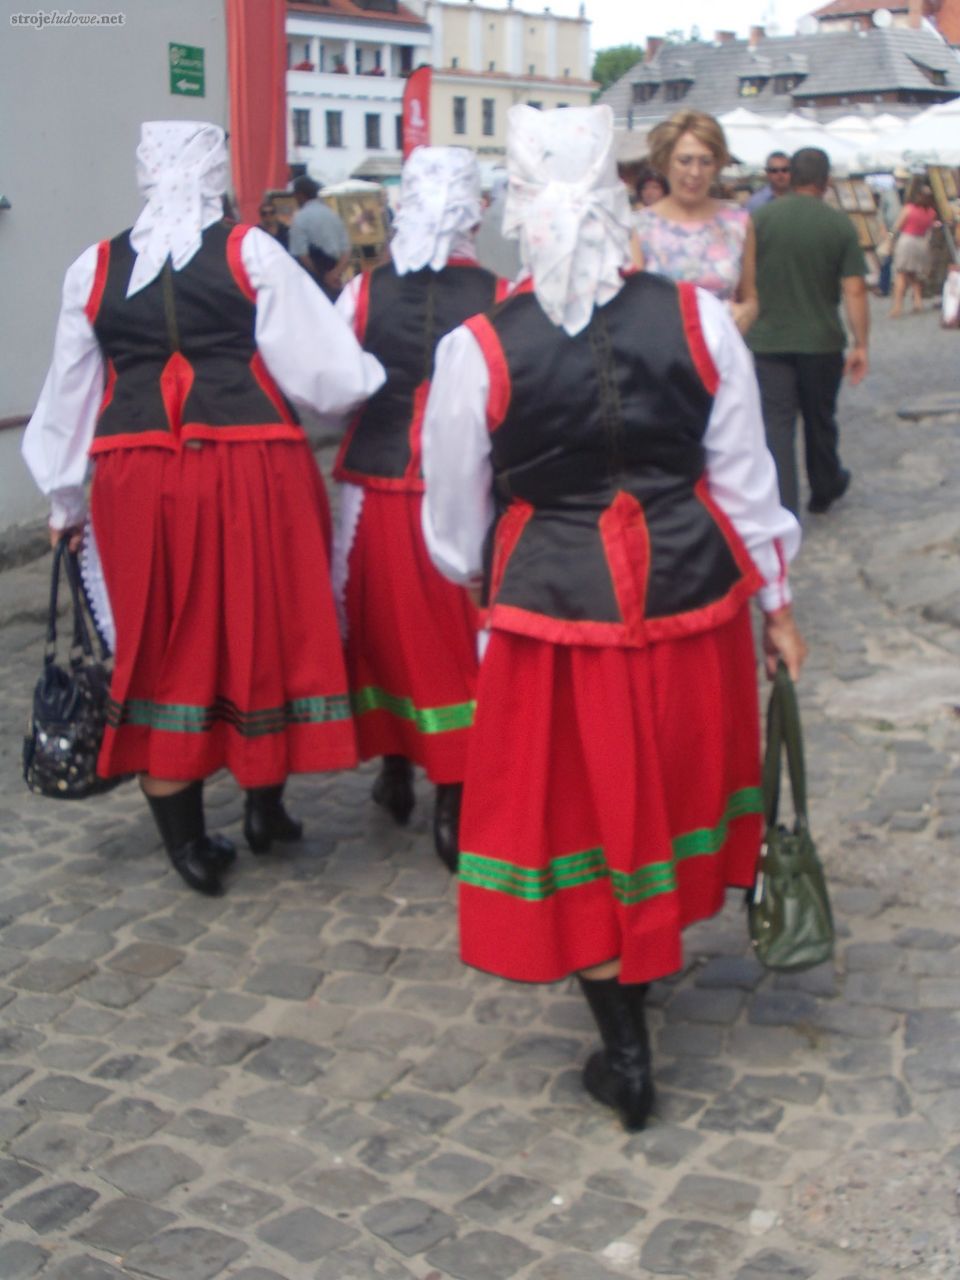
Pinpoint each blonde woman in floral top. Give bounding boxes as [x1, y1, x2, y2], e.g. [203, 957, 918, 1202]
[633, 111, 758, 336]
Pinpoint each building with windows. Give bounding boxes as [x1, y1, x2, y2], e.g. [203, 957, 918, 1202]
[812, 0, 960, 44]
[410, 0, 594, 171]
[287, 0, 431, 185]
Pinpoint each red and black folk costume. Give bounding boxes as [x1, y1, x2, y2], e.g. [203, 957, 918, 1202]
[23, 122, 384, 895]
[333, 146, 506, 869]
[423, 104, 802, 1130]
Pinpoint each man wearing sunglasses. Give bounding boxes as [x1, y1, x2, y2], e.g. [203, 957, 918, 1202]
[747, 152, 792, 213]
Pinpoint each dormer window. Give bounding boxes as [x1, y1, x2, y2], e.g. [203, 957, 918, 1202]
[632, 82, 659, 104]
[774, 73, 803, 94]
[665, 79, 691, 102]
[910, 58, 947, 86]
[739, 76, 767, 98]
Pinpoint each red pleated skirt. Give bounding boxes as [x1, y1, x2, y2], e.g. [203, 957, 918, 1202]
[458, 605, 763, 985]
[344, 489, 479, 784]
[91, 441, 356, 786]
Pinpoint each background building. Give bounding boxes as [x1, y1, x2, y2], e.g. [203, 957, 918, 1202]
[813, 0, 960, 42]
[412, 0, 594, 173]
[286, 0, 431, 185]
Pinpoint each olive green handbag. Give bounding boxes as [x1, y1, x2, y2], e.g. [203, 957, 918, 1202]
[749, 664, 834, 972]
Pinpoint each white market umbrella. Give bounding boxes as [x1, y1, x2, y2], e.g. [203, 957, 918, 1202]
[893, 99, 960, 166]
[718, 109, 860, 173]
[824, 113, 908, 171]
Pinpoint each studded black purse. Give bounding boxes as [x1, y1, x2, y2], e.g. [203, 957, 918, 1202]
[22, 539, 123, 800]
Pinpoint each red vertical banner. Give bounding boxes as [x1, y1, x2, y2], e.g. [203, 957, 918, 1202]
[226, 0, 288, 224]
[402, 65, 432, 159]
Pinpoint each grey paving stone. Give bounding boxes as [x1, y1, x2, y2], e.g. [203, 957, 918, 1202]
[164, 1107, 248, 1148]
[10, 1120, 113, 1170]
[0, 946, 28, 979]
[372, 1089, 462, 1135]
[357, 1127, 438, 1175]
[340, 1009, 436, 1054]
[623, 1123, 706, 1168]
[91, 1053, 159, 1082]
[844, 942, 903, 972]
[774, 963, 839, 998]
[864, 1118, 941, 1152]
[226, 1272, 288, 1280]
[585, 1167, 656, 1202]
[135, 984, 205, 1017]
[363, 1196, 457, 1256]
[89, 1096, 173, 1139]
[457, 1173, 553, 1224]
[827, 1041, 894, 1075]
[415, 1152, 495, 1194]
[124, 1227, 247, 1280]
[312, 1244, 418, 1280]
[734, 1249, 818, 1279]
[75, 1197, 178, 1251]
[809, 1001, 899, 1038]
[748, 991, 819, 1027]
[185, 1179, 284, 1229]
[256, 1205, 359, 1260]
[411, 1045, 486, 1092]
[231, 1084, 325, 1128]
[657, 1059, 736, 1095]
[426, 1229, 542, 1280]
[45, 1259, 130, 1280]
[695, 955, 766, 990]
[291, 1162, 389, 1210]
[1, 922, 57, 949]
[76, 971, 152, 1009]
[17, 1073, 110, 1113]
[4, 1180, 99, 1232]
[393, 981, 473, 1018]
[903, 1049, 960, 1093]
[452, 1106, 543, 1158]
[708, 1139, 788, 1180]
[778, 1117, 854, 1150]
[698, 1089, 785, 1135]
[35, 1039, 105, 1072]
[323, 939, 399, 973]
[894, 927, 960, 951]
[827, 1075, 912, 1117]
[527, 1254, 629, 1280]
[0, 1241, 50, 1279]
[320, 972, 395, 1006]
[108, 941, 184, 977]
[98, 1143, 203, 1198]
[535, 1190, 645, 1250]
[0, 1157, 43, 1199]
[500, 1034, 584, 1066]
[844, 970, 918, 1011]
[389, 946, 460, 982]
[5, 992, 72, 1026]
[739, 1073, 824, 1105]
[0, 1064, 31, 1095]
[131, 914, 208, 945]
[242, 962, 321, 1000]
[303, 1106, 386, 1154]
[196, 991, 265, 1023]
[227, 1135, 316, 1183]
[53, 1005, 121, 1037]
[11, 957, 95, 993]
[666, 987, 745, 1024]
[641, 1217, 746, 1276]
[316, 1048, 411, 1100]
[664, 1173, 761, 1217]
[657, 1022, 725, 1058]
[904, 1009, 960, 1048]
[171, 1027, 268, 1067]
[648, 1089, 706, 1124]
[145, 1064, 225, 1102]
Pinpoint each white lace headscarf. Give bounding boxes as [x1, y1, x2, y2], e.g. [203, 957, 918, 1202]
[391, 146, 483, 275]
[503, 104, 634, 336]
[127, 121, 230, 297]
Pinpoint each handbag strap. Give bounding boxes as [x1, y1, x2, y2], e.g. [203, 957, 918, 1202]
[44, 538, 69, 659]
[62, 546, 97, 661]
[762, 663, 809, 831]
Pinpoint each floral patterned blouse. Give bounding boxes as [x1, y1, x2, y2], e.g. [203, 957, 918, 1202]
[633, 205, 749, 302]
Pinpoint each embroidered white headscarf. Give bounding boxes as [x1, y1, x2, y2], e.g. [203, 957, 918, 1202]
[503, 104, 634, 336]
[391, 146, 483, 275]
[127, 121, 230, 298]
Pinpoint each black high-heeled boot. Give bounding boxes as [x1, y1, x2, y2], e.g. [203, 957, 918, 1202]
[433, 783, 462, 874]
[243, 784, 303, 854]
[576, 975, 654, 1132]
[372, 756, 415, 825]
[145, 781, 225, 896]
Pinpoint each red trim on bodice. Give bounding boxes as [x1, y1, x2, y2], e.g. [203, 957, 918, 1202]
[226, 224, 256, 302]
[85, 240, 111, 326]
[464, 314, 512, 433]
[677, 282, 720, 396]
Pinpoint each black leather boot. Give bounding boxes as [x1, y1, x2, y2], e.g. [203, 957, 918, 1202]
[372, 755, 415, 825]
[433, 783, 462, 874]
[576, 975, 654, 1132]
[243, 784, 303, 854]
[145, 781, 224, 896]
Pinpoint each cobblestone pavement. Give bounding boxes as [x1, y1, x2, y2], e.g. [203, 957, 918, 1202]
[0, 302, 959, 1280]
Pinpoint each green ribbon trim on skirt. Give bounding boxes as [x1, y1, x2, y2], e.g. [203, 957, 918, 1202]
[107, 693, 352, 737]
[351, 685, 476, 734]
[459, 786, 764, 905]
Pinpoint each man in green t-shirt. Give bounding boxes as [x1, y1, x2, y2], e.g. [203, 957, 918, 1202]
[749, 148, 869, 515]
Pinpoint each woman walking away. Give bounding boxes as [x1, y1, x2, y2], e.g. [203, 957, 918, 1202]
[889, 185, 938, 318]
[423, 105, 806, 1130]
[23, 122, 384, 896]
[333, 146, 506, 872]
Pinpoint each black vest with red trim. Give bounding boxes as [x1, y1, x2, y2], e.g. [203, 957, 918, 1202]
[334, 260, 499, 491]
[86, 221, 301, 455]
[470, 272, 761, 647]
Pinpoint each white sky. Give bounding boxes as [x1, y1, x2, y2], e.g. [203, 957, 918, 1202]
[480, 1, 823, 52]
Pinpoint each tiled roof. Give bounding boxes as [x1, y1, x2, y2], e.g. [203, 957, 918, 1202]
[287, 0, 429, 28]
[813, 0, 909, 14]
[599, 26, 960, 124]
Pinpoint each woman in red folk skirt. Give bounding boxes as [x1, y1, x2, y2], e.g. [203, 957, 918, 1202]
[23, 121, 384, 896]
[423, 104, 807, 1131]
[333, 146, 506, 870]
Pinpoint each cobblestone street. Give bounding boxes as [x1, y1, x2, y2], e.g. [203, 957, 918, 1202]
[0, 300, 958, 1280]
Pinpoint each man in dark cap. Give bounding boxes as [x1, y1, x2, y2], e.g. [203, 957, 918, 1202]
[289, 174, 351, 299]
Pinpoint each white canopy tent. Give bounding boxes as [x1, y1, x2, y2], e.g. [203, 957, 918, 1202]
[891, 98, 960, 166]
[823, 114, 908, 172]
[717, 108, 862, 173]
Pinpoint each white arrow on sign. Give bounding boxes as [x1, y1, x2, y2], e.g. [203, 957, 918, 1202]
[176, 78, 198, 90]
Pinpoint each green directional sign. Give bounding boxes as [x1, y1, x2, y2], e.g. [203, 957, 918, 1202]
[169, 43, 205, 97]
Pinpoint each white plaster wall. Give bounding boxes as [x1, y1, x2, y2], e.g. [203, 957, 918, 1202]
[0, 0, 228, 531]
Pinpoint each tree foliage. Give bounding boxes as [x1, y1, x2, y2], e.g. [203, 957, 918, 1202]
[591, 44, 645, 95]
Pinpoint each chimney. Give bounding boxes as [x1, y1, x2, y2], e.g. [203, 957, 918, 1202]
[749, 25, 765, 46]
[714, 29, 736, 44]
[907, 0, 924, 26]
[645, 36, 664, 61]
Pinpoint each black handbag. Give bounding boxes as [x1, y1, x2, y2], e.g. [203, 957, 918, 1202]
[748, 663, 835, 972]
[22, 540, 123, 800]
